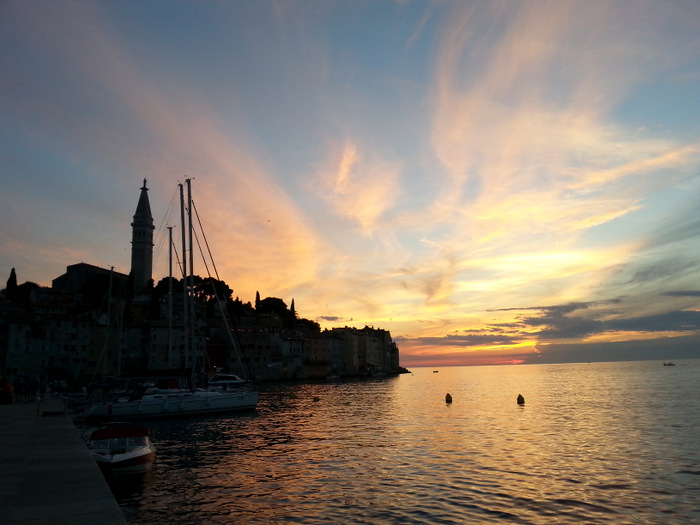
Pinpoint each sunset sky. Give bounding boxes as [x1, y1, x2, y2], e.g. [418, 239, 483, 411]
[2, 1, 700, 367]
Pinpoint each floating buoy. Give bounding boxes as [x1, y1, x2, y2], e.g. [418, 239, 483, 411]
[313, 396, 321, 402]
[445, 393, 452, 403]
[517, 394, 525, 405]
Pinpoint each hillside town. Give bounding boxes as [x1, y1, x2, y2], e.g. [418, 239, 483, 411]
[0, 181, 403, 392]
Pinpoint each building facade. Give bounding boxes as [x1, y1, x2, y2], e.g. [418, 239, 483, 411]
[1, 181, 404, 387]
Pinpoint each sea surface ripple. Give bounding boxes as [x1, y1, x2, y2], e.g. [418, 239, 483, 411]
[112, 360, 700, 524]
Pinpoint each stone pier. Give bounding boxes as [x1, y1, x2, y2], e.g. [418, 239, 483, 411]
[0, 398, 127, 525]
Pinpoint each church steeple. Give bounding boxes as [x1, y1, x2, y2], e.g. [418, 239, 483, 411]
[131, 178, 155, 294]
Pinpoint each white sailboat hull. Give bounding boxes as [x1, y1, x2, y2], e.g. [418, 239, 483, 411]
[85, 389, 259, 421]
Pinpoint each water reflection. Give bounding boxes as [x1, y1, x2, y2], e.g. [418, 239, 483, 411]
[114, 362, 700, 524]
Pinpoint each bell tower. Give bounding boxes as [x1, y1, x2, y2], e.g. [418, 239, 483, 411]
[131, 178, 155, 294]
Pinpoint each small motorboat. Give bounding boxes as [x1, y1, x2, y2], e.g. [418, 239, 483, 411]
[88, 425, 156, 475]
[663, 362, 676, 366]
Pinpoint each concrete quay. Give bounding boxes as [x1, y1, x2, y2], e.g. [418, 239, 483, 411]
[0, 398, 126, 525]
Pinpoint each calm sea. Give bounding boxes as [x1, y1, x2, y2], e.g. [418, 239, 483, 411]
[111, 360, 700, 524]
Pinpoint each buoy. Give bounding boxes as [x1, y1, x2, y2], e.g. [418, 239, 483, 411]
[517, 394, 525, 405]
[445, 393, 452, 403]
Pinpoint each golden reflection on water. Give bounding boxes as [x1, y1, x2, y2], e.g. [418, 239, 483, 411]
[117, 361, 700, 524]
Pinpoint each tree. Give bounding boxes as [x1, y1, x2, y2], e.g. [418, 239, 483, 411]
[154, 276, 181, 294]
[289, 298, 297, 328]
[154, 275, 232, 302]
[5, 268, 18, 301]
[194, 277, 233, 302]
[228, 297, 254, 318]
[258, 297, 287, 317]
[297, 318, 321, 333]
[14, 281, 40, 304]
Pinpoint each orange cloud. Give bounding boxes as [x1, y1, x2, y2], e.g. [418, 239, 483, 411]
[314, 140, 401, 235]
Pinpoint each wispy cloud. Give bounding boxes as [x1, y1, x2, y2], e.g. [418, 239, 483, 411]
[2, 1, 699, 365]
[429, 2, 698, 241]
[313, 140, 401, 235]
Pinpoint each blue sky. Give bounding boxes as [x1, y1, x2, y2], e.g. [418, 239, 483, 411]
[2, 1, 700, 366]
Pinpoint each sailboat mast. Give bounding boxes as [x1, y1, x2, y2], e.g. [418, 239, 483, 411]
[186, 178, 196, 379]
[179, 183, 189, 361]
[187, 180, 195, 366]
[117, 302, 123, 376]
[104, 266, 114, 379]
[167, 225, 174, 366]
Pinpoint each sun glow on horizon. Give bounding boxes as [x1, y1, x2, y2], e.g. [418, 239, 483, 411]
[2, 1, 700, 366]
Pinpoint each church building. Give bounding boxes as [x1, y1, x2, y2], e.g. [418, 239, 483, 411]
[52, 180, 154, 298]
[130, 178, 155, 295]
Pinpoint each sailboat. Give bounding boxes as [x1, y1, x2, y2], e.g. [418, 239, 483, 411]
[83, 381, 258, 421]
[83, 179, 259, 422]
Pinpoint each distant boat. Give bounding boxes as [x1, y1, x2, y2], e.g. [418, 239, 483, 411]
[663, 362, 676, 366]
[89, 425, 156, 475]
[433, 370, 439, 373]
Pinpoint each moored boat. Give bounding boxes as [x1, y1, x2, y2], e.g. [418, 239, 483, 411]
[82, 379, 259, 421]
[207, 373, 250, 391]
[83, 179, 260, 422]
[89, 425, 156, 474]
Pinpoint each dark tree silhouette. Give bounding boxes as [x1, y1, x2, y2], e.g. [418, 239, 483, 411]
[258, 297, 287, 317]
[155, 275, 233, 303]
[289, 298, 297, 328]
[228, 297, 255, 318]
[154, 276, 180, 294]
[14, 281, 40, 304]
[194, 277, 233, 301]
[297, 317, 321, 333]
[5, 268, 18, 301]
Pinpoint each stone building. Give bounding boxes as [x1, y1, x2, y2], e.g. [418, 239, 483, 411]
[130, 179, 155, 296]
[2, 180, 404, 385]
